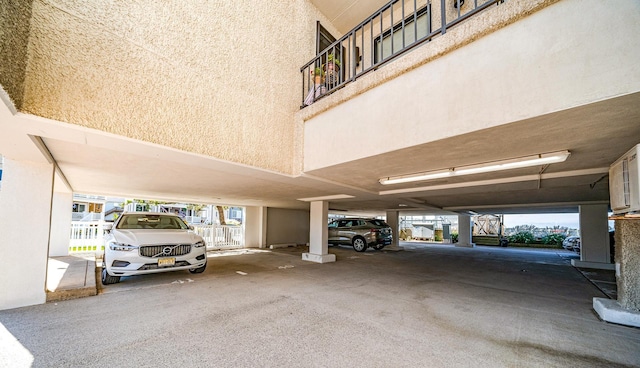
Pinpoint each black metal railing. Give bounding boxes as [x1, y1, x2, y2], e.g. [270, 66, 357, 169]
[301, 0, 506, 107]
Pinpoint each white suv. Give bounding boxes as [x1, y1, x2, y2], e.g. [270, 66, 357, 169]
[101, 212, 207, 285]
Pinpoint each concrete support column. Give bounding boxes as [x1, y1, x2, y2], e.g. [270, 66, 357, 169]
[572, 204, 613, 270]
[456, 214, 475, 248]
[245, 206, 267, 248]
[616, 219, 640, 311]
[48, 173, 72, 256]
[593, 217, 640, 328]
[0, 158, 54, 310]
[302, 201, 335, 263]
[385, 210, 403, 251]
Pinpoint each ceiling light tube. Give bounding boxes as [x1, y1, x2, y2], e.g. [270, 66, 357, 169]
[379, 151, 570, 185]
[379, 169, 453, 185]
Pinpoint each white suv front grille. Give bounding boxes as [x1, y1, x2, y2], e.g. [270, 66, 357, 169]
[140, 244, 191, 258]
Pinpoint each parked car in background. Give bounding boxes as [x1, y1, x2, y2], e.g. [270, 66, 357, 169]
[101, 212, 207, 285]
[563, 231, 614, 258]
[562, 236, 580, 251]
[328, 218, 393, 252]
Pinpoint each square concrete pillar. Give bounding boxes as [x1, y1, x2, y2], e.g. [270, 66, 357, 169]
[456, 214, 475, 248]
[245, 206, 267, 248]
[614, 218, 640, 311]
[593, 217, 640, 328]
[572, 204, 613, 270]
[385, 210, 402, 251]
[302, 201, 335, 263]
[48, 172, 73, 256]
[0, 158, 54, 310]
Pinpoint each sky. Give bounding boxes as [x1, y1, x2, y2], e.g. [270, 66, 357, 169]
[503, 213, 579, 229]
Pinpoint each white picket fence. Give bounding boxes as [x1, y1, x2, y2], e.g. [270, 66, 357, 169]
[192, 225, 244, 250]
[68, 221, 244, 254]
[69, 221, 104, 253]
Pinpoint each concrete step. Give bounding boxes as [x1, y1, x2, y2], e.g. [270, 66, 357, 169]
[46, 255, 97, 303]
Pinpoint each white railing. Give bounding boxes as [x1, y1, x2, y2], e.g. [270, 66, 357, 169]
[69, 221, 104, 253]
[193, 225, 244, 250]
[68, 222, 244, 254]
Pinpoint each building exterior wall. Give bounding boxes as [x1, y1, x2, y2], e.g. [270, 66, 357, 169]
[0, 158, 53, 310]
[301, 0, 640, 171]
[266, 207, 310, 246]
[244, 206, 267, 248]
[14, 0, 338, 175]
[0, 0, 33, 110]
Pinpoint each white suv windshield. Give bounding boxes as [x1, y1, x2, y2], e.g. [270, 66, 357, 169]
[117, 215, 189, 230]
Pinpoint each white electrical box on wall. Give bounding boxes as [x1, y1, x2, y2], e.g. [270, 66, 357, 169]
[609, 144, 640, 214]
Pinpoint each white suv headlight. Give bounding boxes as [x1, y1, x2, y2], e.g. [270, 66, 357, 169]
[194, 241, 206, 248]
[109, 243, 138, 251]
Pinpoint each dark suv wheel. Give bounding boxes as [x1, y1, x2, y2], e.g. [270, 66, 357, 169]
[352, 237, 367, 252]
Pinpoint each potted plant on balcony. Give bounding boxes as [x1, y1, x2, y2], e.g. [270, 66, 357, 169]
[323, 53, 341, 73]
[313, 67, 324, 85]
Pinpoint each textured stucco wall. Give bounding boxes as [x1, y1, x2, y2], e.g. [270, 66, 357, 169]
[0, 0, 34, 110]
[616, 219, 640, 311]
[18, 0, 336, 174]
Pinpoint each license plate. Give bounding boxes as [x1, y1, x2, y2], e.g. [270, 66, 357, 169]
[158, 258, 175, 267]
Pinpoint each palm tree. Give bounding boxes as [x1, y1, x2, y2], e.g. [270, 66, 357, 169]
[216, 206, 226, 225]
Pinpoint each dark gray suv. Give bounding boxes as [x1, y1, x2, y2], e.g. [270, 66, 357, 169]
[328, 218, 393, 252]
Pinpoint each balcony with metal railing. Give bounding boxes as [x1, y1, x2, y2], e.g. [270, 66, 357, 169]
[301, 0, 507, 107]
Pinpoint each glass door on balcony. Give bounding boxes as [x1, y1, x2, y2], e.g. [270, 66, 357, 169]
[374, 5, 431, 63]
[317, 22, 336, 54]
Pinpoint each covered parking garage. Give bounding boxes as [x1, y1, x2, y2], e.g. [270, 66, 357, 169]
[1, 0, 640, 365]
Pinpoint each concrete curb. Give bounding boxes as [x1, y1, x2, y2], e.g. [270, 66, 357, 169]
[593, 297, 640, 328]
[46, 256, 98, 303]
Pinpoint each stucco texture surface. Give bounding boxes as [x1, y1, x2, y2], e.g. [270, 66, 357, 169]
[18, 0, 330, 174]
[0, 0, 33, 110]
[616, 219, 640, 311]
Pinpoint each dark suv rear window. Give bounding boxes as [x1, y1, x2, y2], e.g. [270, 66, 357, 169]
[367, 219, 389, 227]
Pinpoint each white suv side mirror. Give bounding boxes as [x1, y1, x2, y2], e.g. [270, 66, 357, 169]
[104, 222, 113, 233]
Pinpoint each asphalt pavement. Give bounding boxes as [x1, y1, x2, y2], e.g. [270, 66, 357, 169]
[1, 243, 639, 367]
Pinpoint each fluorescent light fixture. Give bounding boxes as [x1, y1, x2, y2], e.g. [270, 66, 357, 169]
[379, 150, 570, 185]
[380, 169, 453, 185]
[297, 194, 355, 202]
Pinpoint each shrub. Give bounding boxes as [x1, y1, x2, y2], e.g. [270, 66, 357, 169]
[451, 232, 458, 243]
[508, 231, 535, 244]
[542, 233, 566, 246]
